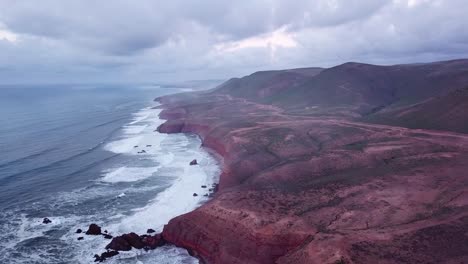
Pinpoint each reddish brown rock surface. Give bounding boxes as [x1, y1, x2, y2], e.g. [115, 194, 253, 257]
[157, 59, 468, 264]
[85, 223, 102, 235]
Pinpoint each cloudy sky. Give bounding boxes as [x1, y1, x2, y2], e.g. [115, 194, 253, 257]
[0, 0, 467, 84]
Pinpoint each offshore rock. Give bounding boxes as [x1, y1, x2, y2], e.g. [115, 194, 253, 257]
[85, 224, 102, 235]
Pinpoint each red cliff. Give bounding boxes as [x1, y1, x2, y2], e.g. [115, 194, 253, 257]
[157, 59, 468, 264]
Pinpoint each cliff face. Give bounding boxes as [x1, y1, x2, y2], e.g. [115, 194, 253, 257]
[156, 59, 468, 264]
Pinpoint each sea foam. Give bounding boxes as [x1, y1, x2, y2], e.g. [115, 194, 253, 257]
[101, 166, 161, 183]
[67, 105, 220, 263]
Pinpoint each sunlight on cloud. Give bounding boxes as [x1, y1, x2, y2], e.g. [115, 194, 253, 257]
[0, 29, 18, 43]
[394, 0, 440, 8]
[214, 27, 297, 53]
[0, 22, 18, 42]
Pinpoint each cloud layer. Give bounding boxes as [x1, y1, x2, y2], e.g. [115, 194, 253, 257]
[0, 0, 467, 83]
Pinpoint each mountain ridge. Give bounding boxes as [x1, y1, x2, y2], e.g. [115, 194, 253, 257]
[153, 58, 468, 264]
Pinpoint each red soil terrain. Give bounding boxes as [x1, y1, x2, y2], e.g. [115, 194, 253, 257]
[156, 59, 468, 264]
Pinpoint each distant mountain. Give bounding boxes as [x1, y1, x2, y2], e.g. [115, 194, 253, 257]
[214, 67, 323, 102]
[210, 59, 468, 131]
[366, 85, 468, 133]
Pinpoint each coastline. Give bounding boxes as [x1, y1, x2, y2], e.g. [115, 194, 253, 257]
[153, 89, 468, 264]
[154, 98, 225, 264]
[91, 102, 221, 263]
[153, 93, 315, 263]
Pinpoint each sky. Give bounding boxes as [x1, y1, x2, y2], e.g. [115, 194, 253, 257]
[0, 0, 467, 84]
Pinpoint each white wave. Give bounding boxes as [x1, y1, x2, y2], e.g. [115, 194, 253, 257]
[104, 135, 145, 154]
[110, 154, 219, 234]
[0, 214, 81, 251]
[122, 124, 148, 134]
[103, 107, 167, 155]
[102, 105, 221, 233]
[129, 107, 161, 125]
[64, 104, 221, 264]
[105, 246, 198, 264]
[101, 166, 161, 183]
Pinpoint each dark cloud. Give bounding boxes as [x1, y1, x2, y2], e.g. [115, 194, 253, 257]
[0, 0, 467, 83]
[0, 0, 390, 54]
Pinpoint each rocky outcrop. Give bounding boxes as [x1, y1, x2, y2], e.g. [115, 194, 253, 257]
[105, 232, 166, 252]
[105, 236, 132, 251]
[141, 233, 166, 249]
[85, 224, 102, 235]
[94, 250, 119, 262]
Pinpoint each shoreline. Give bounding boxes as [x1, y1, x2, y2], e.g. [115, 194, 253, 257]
[152, 88, 468, 264]
[154, 103, 224, 264]
[92, 102, 221, 263]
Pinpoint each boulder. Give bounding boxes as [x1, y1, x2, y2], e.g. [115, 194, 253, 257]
[212, 183, 219, 193]
[193, 193, 198, 197]
[147, 228, 156, 234]
[42, 218, 52, 224]
[77, 237, 84, 241]
[101, 250, 119, 259]
[142, 233, 166, 249]
[76, 229, 82, 234]
[86, 224, 102, 235]
[106, 236, 132, 251]
[122, 232, 145, 249]
[103, 234, 113, 239]
[189, 159, 198, 165]
[94, 250, 119, 262]
[106, 232, 145, 250]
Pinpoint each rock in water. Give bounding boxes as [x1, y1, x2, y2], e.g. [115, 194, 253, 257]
[76, 228, 82, 234]
[122, 232, 145, 249]
[103, 234, 113, 239]
[147, 228, 156, 234]
[190, 159, 198, 165]
[106, 232, 145, 250]
[193, 193, 198, 197]
[86, 224, 102, 235]
[142, 234, 166, 249]
[105, 232, 167, 253]
[106, 236, 132, 251]
[42, 218, 52, 224]
[77, 237, 84, 241]
[94, 251, 119, 262]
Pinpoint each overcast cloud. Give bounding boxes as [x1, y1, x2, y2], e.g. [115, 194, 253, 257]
[0, 0, 467, 83]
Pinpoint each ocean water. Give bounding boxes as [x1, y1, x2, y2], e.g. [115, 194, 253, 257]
[0, 84, 220, 264]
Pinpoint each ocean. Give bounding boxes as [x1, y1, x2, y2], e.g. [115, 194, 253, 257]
[0, 84, 220, 264]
